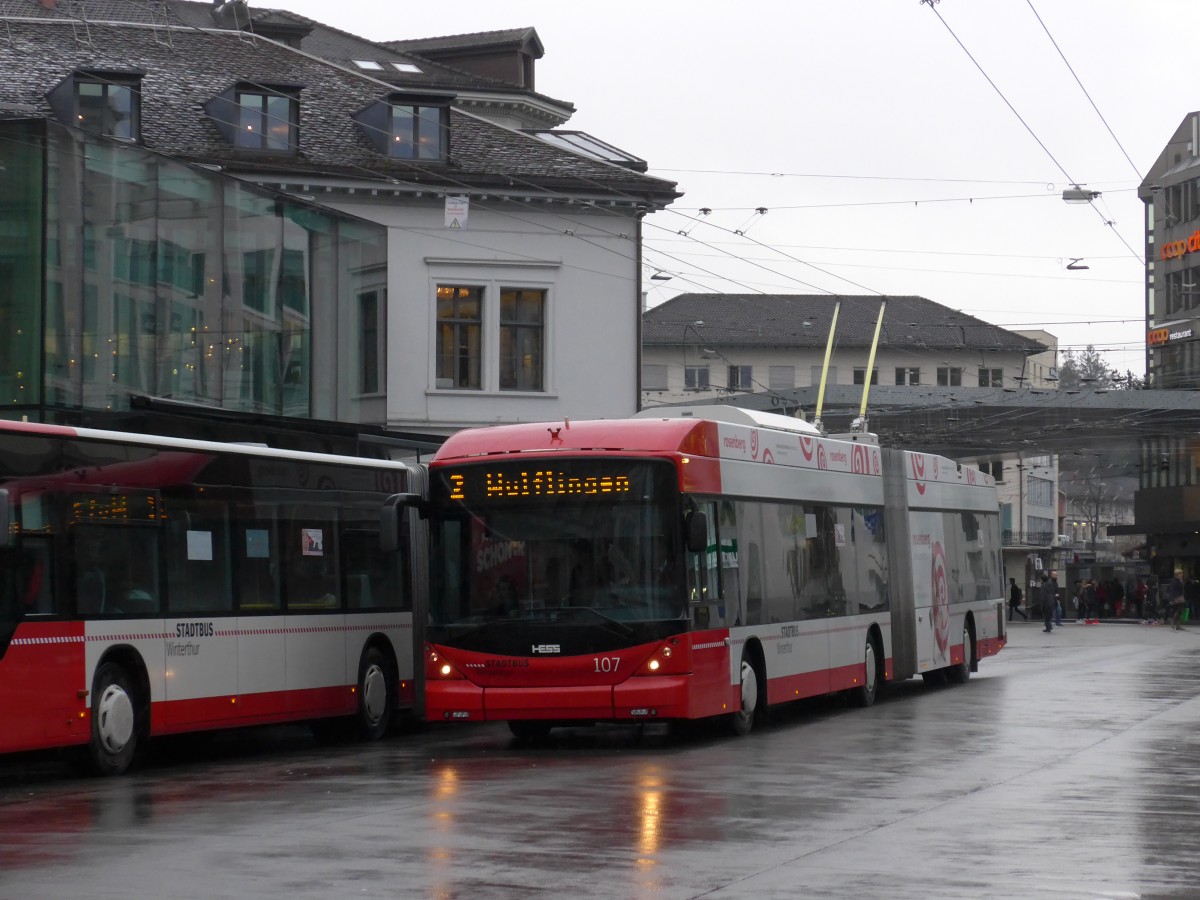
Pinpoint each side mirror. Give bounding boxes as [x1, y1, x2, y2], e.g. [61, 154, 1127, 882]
[0, 489, 11, 548]
[380, 492, 425, 552]
[685, 509, 708, 554]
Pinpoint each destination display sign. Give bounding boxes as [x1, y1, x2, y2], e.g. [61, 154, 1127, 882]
[439, 460, 666, 505]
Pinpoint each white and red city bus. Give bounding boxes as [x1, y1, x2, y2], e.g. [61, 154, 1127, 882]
[0, 419, 425, 774]
[407, 406, 1006, 738]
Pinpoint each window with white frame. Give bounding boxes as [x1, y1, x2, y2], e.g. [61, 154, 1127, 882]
[727, 365, 752, 391]
[642, 364, 668, 391]
[978, 367, 1003, 387]
[768, 365, 794, 390]
[685, 365, 710, 390]
[436, 285, 482, 389]
[499, 289, 544, 391]
[1027, 475, 1054, 507]
[853, 367, 878, 385]
[895, 367, 920, 385]
[811, 365, 836, 386]
[937, 366, 963, 386]
[432, 269, 554, 393]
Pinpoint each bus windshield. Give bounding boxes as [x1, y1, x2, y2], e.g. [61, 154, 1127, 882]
[429, 459, 684, 631]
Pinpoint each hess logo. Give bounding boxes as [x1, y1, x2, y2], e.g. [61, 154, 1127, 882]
[531, 644, 561, 654]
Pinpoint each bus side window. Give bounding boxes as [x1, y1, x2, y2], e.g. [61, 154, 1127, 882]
[341, 523, 403, 611]
[236, 520, 280, 612]
[281, 507, 339, 610]
[165, 497, 232, 614]
[75, 525, 160, 616]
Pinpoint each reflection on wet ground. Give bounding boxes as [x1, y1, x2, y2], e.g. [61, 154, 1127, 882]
[1, 623, 1199, 899]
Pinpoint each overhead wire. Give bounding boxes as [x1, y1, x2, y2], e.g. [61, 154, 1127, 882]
[1023, 0, 1143, 181]
[921, 1, 1144, 263]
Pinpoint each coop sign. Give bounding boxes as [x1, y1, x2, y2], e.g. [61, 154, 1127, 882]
[1160, 229, 1200, 261]
[1148, 323, 1196, 347]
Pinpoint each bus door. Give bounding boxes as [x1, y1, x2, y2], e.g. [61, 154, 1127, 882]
[279, 502, 347, 718]
[908, 510, 952, 673]
[160, 495, 239, 729]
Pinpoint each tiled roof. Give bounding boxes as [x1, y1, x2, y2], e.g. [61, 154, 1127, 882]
[387, 28, 543, 57]
[0, 2, 573, 108]
[643, 294, 1045, 353]
[0, 17, 677, 201]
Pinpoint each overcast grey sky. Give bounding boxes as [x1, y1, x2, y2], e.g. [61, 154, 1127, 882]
[276, 0, 1195, 376]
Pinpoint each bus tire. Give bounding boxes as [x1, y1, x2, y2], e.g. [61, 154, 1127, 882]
[730, 653, 761, 736]
[947, 623, 973, 685]
[354, 645, 395, 742]
[508, 720, 552, 741]
[849, 632, 882, 708]
[88, 661, 142, 776]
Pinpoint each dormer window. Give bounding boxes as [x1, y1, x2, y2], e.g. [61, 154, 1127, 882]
[205, 82, 302, 153]
[236, 89, 298, 151]
[353, 91, 452, 162]
[47, 69, 143, 142]
[389, 103, 446, 159]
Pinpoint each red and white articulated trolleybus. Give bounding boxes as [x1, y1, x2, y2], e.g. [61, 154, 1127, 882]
[407, 406, 1006, 739]
[0, 419, 425, 774]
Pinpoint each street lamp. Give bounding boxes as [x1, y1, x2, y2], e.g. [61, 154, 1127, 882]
[1062, 185, 1101, 204]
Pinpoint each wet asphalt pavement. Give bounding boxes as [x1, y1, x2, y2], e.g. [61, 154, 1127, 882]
[1, 620, 1198, 900]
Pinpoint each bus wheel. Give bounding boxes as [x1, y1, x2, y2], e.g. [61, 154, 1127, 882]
[88, 661, 141, 776]
[730, 655, 760, 736]
[355, 646, 395, 741]
[508, 720, 552, 741]
[849, 633, 881, 708]
[947, 625, 973, 685]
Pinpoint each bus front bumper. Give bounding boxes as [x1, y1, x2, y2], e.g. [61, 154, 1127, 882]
[424, 676, 693, 723]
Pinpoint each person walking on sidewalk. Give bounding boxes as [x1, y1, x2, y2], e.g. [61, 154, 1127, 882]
[1009, 577, 1027, 621]
[1083, 578, 1098, 624]
[1039, 573, 1054, 633]
[1050, 570, 1063, 628]
[1167, 568, 1187, 631]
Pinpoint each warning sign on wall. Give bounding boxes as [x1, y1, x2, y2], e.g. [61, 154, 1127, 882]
[445, 195, 469, 229]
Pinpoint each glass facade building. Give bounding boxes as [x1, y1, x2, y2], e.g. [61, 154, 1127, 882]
[0, 119, 387, 426]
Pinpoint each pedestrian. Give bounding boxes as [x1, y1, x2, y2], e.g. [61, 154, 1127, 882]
[1083, 578, 1097, 624]
[1049, 570, 1062, 627]
[1039, 573, 1054, 633]
[1008, 577, 1026, 621]
[1167, 568, 1187, 631]
[1072, 580, 1084, 623]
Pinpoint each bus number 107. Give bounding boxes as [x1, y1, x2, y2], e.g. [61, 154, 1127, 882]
[594, 657, 620, 673]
